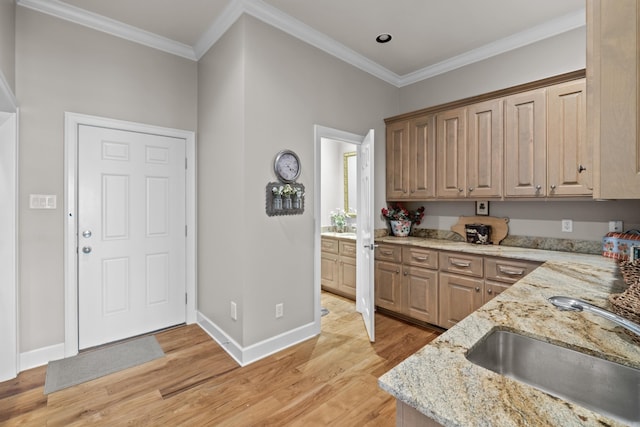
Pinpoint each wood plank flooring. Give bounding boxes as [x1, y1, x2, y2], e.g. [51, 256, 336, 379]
[0, 292, 441, 426]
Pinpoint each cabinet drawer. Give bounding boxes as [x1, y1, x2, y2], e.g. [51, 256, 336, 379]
[339, 240, 357, 258]
[376, 244, 402, 263]
[485, 257, 540, 284]
[321, 237, 339, 254]
[439, 251, 483, 278]
[402, 247, 438, 269]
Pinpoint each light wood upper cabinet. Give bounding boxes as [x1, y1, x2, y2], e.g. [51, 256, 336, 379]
[436, 100, 503, 199]
[467, 99, 504, 198]
[588, 0, 640, 199]
[386, 121, 410, 199]
[386, 115, 436, 200]
[436, 108, 467, 198]
[547, 79, 591, 196]
[408, 114, 436, 198]
[504, 88, 547, 197]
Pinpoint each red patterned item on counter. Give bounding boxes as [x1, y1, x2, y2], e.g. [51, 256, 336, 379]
[602, 230, 640, 260]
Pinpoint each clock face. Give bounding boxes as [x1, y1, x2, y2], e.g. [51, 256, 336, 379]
[274, 150, 301, 182]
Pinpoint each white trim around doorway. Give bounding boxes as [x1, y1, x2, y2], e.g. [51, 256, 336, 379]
[64, 112, 197, 358]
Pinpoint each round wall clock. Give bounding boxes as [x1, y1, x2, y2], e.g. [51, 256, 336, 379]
[274, 149, 301, 183]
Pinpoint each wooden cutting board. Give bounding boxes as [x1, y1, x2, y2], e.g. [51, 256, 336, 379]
[451, 216, 509, 245]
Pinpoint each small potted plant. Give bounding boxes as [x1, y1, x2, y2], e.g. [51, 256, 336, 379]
[381, 204, 425, 237]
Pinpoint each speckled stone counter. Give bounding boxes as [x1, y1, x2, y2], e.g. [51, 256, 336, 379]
[377, 237, 640, 427]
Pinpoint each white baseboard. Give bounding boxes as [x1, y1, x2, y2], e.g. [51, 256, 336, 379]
[196, 311, 318, 367]
[20, 342, 65, 372]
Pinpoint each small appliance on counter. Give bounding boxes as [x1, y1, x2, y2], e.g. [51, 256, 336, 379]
[465, 224, 491, 245]
[602, 230, 640, 260]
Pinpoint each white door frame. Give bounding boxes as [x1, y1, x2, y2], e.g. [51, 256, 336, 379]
[64, 112, 197, 357]
[313, 125, 372, 333]
[0, 110, 18, 381]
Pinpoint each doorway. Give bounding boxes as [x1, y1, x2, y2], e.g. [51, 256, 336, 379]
[314, 125, 375, 341]
[64, 113, 197, 357]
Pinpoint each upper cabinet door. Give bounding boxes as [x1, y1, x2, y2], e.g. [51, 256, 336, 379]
[504, 88, 547, 197]
[467, 99, 504, 198]
[436, 107, 467, 198]
[588, 0, 640, 199]
[386, 120, 410, 200]
[409, 114, 436, 199]
[547, 79, 591, 196]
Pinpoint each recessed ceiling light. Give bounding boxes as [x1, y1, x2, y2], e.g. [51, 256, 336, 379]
[375, 33, 392, 44]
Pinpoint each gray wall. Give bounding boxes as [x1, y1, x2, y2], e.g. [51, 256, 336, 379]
[197, 17, 246, 345]
[197, 15, 398, 347]
[0, 0, 15, 92]
[15, 7, 197, 352]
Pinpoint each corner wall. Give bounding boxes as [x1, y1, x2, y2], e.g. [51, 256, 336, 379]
[196, 15, 398, 354]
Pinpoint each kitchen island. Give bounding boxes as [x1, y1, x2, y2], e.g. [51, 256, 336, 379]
[377, 237, 640, 426]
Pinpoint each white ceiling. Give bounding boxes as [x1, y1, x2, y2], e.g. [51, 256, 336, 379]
[17, 0, 585, 87]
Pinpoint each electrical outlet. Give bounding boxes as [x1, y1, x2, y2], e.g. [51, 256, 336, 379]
[609, 220, 623, 233]
[275, 303, 284, 318]
[230, 301, 237, 320]
[561, 219, 573, 233]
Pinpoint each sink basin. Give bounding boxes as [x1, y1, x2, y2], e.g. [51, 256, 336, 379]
[466, 330, 640, 424]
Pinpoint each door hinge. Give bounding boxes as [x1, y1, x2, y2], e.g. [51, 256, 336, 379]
[185, 158, 188, 169]
[185, 225, 188, 236]
[185, 293, 188, 305]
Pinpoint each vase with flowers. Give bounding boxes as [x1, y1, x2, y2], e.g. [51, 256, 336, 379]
[330, 208, 347, 233]
[281, 184, 296, 209]
[381, 204, 425, 237]
[271, 186, 283, 210]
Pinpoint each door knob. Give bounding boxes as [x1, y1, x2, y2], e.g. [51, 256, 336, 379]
[82, 246, 92, 254]
[82, 230, 92, 238]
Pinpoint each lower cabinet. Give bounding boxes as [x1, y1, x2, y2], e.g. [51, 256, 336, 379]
[321, 236, 357, 299]
[438, 272, 484, 329]
[375, 243, 541, 329]
[375, 245, 439, 325]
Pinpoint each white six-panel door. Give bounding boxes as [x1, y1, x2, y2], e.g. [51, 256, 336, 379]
[77, 125, 186, 349]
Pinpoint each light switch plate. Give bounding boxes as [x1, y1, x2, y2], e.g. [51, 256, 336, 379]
[29, 194, 56, 209]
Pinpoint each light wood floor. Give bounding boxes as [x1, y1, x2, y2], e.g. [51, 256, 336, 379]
[0, 292, 441, 426]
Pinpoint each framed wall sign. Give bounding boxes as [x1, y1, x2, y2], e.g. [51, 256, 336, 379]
[476, 200, 489, 216]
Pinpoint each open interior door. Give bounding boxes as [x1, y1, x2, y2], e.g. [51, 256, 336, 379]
[356, 129, 375, 342]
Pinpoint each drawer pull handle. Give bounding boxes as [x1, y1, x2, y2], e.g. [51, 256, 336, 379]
[381, 250, 394, 256]
[413, 255, 428, 261]
[498, 266, 525, 276]
[450, 258, 471, 268]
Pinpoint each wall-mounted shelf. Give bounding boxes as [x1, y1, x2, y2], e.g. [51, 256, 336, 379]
[266, 182, 305, 216]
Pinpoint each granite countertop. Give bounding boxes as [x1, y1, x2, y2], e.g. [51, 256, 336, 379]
[321, 231, 357, 240]
[377, 237, 640, 427]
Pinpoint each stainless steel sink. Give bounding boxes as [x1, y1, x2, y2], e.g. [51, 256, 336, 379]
[466, 330, 640, 424]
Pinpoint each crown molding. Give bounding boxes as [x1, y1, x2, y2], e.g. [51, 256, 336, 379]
[16, 0, 197, 61]
[17, 0, 585, 87]
[0, 71, 17, 112]
[398, 8, 586, 87]
[235, 0, 402, 86]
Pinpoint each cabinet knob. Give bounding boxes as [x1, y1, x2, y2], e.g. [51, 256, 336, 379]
[550, 185, 556, 191]
[468, 187, 474, 192]
[396, 269, 400, 274]
[475, 287, 481, 292]
[578, 164, 587, 173]
[487, 289, 493, 294]
[458, 188, 464, 193]
[403, 271, 408, 276]
[535, 185, 542, 193]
